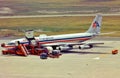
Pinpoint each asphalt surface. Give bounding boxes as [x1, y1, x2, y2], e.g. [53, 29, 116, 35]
[0, 38, 120, 78]
[0, 14, 120, 18]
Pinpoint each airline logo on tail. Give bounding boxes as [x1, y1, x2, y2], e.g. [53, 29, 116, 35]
[92, 21, 99, 28]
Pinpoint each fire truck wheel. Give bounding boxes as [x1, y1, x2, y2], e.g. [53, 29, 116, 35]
[40, 53, 48, 59]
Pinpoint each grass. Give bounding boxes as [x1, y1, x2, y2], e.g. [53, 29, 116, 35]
[0, 0, 120, 15]
[0, 15, 120, 37]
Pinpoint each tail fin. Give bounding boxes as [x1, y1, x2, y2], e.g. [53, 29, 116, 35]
[86, 14, 102, 34]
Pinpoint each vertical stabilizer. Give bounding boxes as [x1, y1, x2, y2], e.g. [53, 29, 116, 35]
[86, 14, 102, 34]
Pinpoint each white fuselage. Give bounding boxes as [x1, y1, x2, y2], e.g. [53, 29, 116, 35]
[9, 32, 94, 45]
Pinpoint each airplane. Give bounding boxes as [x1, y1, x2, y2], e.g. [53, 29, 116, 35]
[1, 14, 103, 59]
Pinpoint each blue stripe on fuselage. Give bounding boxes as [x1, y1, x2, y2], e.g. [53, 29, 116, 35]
[19, 35, 92, 44]
[40, 36, 92, 42]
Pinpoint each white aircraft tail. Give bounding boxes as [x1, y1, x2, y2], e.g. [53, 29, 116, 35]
[86, 14, 102, 35]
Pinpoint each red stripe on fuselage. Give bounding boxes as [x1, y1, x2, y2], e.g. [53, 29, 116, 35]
[38, 37, 91, 44]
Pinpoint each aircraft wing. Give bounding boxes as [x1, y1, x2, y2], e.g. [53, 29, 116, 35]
[41, 42, 104, 47]
[41, 42, 82, 47]
[85, 42, 104, 45]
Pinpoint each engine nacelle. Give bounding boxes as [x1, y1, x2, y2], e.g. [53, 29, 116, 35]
[45, 47, 53, 53]
[56, 46, 71, 51]
[45, 47, 61, 53]
[79, 45, 93, 49]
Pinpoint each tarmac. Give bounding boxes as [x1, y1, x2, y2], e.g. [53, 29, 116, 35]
[0, 37, 120, 78]
[0, 14, 119, 18]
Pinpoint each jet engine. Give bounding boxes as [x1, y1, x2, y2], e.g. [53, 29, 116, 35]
[79, 45, 93, 49]
[56, 46, 71, 51]
[45, 47, 61, 53]
[45, 47, 53, 53]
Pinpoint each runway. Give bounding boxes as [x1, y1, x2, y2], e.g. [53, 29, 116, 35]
[0, 14, 120, 18]
[0, 38, 120, 78]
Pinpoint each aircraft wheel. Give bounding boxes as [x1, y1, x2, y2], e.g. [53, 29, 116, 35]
[89, 44, 93, 48]
[40, 53, 48, 59]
